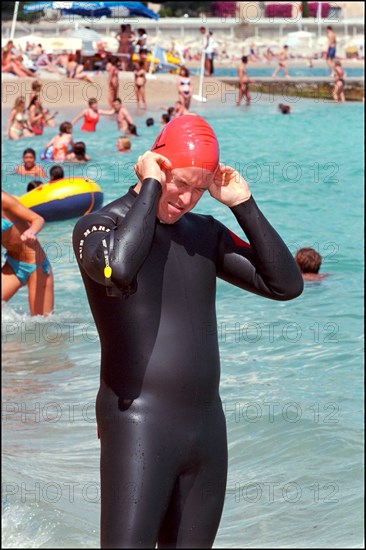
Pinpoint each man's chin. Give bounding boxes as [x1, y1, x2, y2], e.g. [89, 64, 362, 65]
[157, 212, 183, 225]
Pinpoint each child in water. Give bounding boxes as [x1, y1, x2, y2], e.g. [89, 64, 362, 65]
[117, 136, 131, 153]
[65, 141, 91, 163]
[42, 122, 74, 162]
[16, 148, 47, 179]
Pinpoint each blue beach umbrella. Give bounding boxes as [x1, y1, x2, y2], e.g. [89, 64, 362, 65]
[23, 1, 159, 19]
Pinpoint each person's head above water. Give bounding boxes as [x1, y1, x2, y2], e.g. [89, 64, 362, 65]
[294, 247, 330, 281]
[150, 114, 219, 173]
[295, 247, 322, 274]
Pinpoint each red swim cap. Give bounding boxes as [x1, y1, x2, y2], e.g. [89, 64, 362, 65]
[151, 114, 219, 173]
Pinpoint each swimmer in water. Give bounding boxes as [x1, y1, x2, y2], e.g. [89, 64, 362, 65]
[278, 103, 291, 114]
[16, 148, 47, 179]
[72, 114, 303, 548]
[112, 97, 135, 134]
[43, 121, 74, 162]
[295, 247, 330, 281]
[116, 135, 131, 153]
[71, 98, 115, 132]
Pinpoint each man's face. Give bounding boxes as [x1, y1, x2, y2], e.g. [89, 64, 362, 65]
[113, 100, 121, 112]
[157, 167, 214, 224]
[23, 153, 35, 169]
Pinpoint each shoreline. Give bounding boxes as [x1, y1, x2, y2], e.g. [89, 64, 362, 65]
[185, 58, 365, 69]
[2, 69, 364, 111]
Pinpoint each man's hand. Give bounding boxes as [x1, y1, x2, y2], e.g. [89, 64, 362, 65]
[209, 163, 251, 207]
[134, 151, 172, 186]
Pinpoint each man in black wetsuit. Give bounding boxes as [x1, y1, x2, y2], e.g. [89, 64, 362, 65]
[72, 115, 303, 548]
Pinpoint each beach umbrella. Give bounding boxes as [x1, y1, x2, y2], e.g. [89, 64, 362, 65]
[61, 26, 104, 54]
[43, 36, 82, 52]
[23, 2, 112, 16]
[104, 2, 159, 19]
[285, 30, 315, 50]
[23, 2, 159, 19]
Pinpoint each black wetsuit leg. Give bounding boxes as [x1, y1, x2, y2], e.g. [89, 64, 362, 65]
[98, 381, 227, 548]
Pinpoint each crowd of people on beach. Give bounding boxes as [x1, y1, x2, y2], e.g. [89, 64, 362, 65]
[2, 22, 351, 113]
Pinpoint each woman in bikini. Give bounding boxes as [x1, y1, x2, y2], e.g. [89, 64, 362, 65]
[332, 60, 346, 103]
[5, 97, 33, 141]
[71, 98, 114, 132]
[134, 60, 147, 112]
[2, 190, 54, 316]
[177, 66, 193, 110]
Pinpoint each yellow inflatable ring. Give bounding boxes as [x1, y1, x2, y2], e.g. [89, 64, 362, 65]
[18, 177, 103, 222]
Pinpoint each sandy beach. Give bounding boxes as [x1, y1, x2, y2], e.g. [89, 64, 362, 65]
[1, 72, 208, 111]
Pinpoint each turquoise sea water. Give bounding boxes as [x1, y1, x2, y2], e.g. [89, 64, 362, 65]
[2, 95, 364, 548]
[195, 66, 364, 77]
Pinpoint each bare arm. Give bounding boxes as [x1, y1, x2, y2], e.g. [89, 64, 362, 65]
[45, 111, 58, 122]
[5, 109, 15, 135]
[44, 135, 57, 151]
[71, 110, 86, 126]
[2, 191, 45, 240]
[38, 165, 47, 179]
[28, 105, 43, 125]
[99, 108, 116, 116]
[121, 107, 134, 125]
